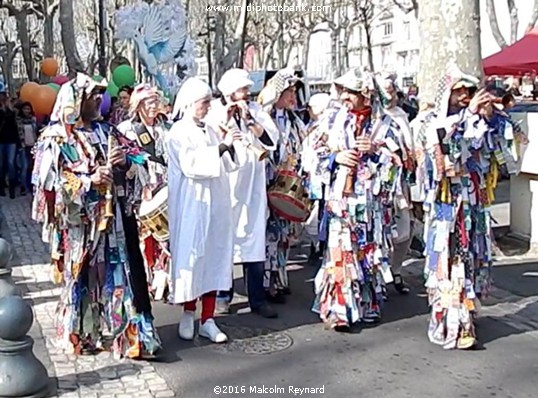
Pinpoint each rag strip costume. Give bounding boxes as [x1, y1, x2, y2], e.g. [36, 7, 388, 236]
[117, 84, 172, 301]
[259, 69, 307, 297]
[311, 69, 412, 329]
[419, 65, 520, 349]
[302, 93, 332, 257]
[167, 77, 238, 343]
[31, 74, 160, 358]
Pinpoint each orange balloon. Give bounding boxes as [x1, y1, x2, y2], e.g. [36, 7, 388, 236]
[30, 85, 57, 116]
[41, 58, 59, 77]
[19, 82, 39, 102]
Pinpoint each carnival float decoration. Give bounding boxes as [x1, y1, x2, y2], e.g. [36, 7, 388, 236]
[114, 0, 195, 97]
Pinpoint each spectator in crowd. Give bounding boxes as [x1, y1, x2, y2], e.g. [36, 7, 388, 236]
[0, 92, 19, 198]
[16, 101, 38, 196]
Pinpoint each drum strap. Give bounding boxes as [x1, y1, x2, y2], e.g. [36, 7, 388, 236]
[133, 121, 166, 166]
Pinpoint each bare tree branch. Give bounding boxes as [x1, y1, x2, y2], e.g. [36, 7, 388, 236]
[485, 0, 508, 48]
[527, 0, 538, 32]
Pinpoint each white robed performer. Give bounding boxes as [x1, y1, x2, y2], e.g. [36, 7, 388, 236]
[208, 68, 280, 318]
[167, 77, 241, 343]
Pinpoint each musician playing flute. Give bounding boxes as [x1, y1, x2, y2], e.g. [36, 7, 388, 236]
[417, 65, 522, 350]
[208, 68, 280, 318]
[31, 74, 161, 358]
[311, 68, 410, 331]
[258, 68, 308, 303]
[167, 77, 240, 343]
[117, 84, 172, 301]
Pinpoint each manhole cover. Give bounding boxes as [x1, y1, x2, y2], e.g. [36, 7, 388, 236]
[208, 324, 293, 355]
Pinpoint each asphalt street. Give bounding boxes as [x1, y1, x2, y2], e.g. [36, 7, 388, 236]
[150, 247, 538, 398]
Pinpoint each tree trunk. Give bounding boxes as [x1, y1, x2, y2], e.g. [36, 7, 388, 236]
[59, 0, 86, 75]
[42, 0, 56, 57]
[527, 0, 538, 32]
[14, 12, 35, 81]
[507, 0, 519, 44]
[330, 29, 339, 79]
[364, 24, 374, 72]
[418, 0, 482, 106]
[302, 32, 311, 73]
[0, 42, 19, 95]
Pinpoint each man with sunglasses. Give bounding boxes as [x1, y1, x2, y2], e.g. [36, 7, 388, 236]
[117, 83, 172, 301]
[311, 68, 411, 331]
[31, 74, 161, 358]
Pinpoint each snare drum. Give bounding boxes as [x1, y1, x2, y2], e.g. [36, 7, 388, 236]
[267, 169, 311, 222]
[138, 186, 169, 242]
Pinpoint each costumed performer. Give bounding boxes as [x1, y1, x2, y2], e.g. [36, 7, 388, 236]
[31, 73, 161, 358]
[378, 74, 416, 295]
[311, 68, 408, 331]
[117, 83, 172, 301]
[208, 68, 280, 318]
[167, 77, 241, 343]
[258, 68, 308, 303]
[420, 65, 521, 349]
[302, 93, 332, 263]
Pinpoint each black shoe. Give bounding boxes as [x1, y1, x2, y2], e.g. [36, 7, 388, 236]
[8, 185, 15, 199]
[252, 304, 278, 318]
[20, 187, 27, 196]
[266, 291, 286, 304]
[393, 275, 410, 295]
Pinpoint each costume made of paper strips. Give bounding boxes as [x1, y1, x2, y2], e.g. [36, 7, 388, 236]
[31, 74, 161, 358]
[117, 84, 172, 301]
[259, 68, 308, 296]
[419, 66, 520, 349]
[310, 68, 412, 329]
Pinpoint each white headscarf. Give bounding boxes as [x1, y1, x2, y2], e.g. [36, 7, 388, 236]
[172, 77, 212, 119]
[217, 68, 253, 97]
[308, 93, 331, 116]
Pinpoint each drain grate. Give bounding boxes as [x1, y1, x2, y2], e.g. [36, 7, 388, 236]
[208, 324, 293, 355]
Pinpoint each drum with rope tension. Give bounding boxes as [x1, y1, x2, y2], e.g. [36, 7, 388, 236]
[267, 169, 311, 222]
[138, 185, 169, 242]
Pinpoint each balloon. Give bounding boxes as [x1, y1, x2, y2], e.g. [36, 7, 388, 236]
[52, 75, 69, 85]
[20, 82, 39, 102]
[100, 92, 112, 115]
[41, 58, 59, 77]
[112, 65, 136, 88]
[93, 75, 104, 82]
[47, 83, 60, 93]
[107, 81, 119, 98]
[31, 85, 57, 116]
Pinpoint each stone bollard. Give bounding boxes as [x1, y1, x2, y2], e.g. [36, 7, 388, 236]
[0, 238, 20, 299]
[0, 239, 50, 398]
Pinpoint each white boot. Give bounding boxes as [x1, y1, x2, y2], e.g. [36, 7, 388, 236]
[178, 310, 195, 340]
[199, 318, 228, 343]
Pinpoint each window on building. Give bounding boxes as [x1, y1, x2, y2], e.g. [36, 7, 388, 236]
[383, 22, 393, 38]
[404, 21, 410, 40]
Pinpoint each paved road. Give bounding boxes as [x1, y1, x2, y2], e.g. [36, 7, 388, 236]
[150, 249, 538, 398]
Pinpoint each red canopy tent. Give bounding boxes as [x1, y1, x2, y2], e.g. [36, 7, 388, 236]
[483, 27, 538, 75]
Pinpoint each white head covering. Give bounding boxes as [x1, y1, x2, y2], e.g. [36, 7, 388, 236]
[217, 68, 254, 96]
[333, 67, 373, 94]
[308, 93, 331, 116]
[130, 83, 160, 115]
[258, 68, 302, 108]
[172, 77, 212, 119]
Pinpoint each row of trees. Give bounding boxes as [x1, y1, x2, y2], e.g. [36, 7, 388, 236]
[1, 0, 538, 95]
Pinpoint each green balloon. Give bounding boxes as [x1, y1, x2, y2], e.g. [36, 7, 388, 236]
[107, 82, 119, 97]
[47, 83, 60, 93]
[112, 65, 136, 88]
[92, 75, 104, 82]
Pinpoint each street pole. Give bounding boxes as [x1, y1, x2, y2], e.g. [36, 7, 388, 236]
[98, 0, 107, 77]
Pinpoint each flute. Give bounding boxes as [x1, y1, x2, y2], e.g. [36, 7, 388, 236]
[103, 135, 114, 218]
[343, 113, 368, 196]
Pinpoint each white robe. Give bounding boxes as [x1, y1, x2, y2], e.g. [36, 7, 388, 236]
[207, 100, 279, 263]
[166, 118, 237, 303]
